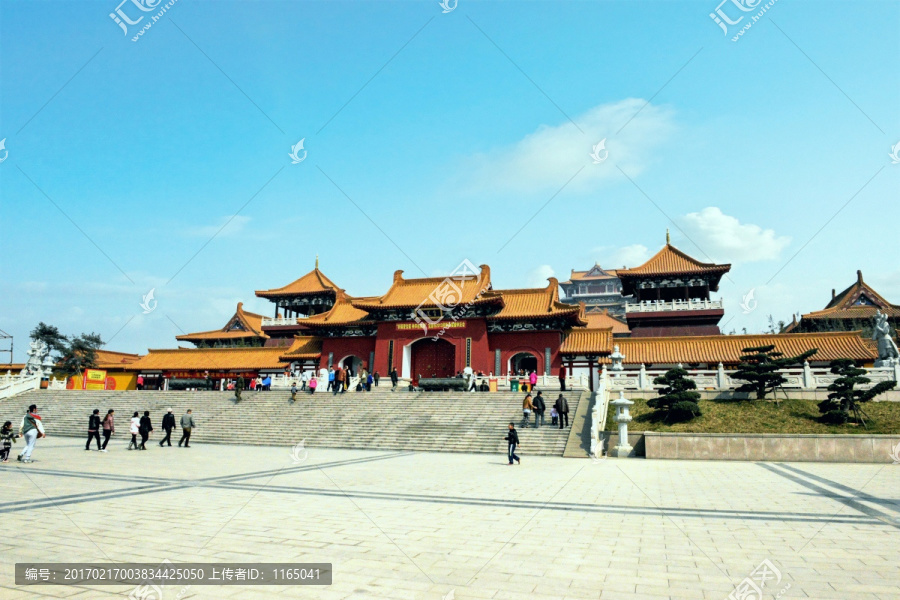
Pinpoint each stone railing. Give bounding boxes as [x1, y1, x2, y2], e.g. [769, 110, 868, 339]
[0, 371, 42, 400]
[606, 361, 900, 392]
[624, 298, 723, 313]
[590, 370, 611, 459]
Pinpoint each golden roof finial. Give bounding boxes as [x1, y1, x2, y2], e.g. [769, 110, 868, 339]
[666, 228, 670, 244]
[315, 254, 319, 270]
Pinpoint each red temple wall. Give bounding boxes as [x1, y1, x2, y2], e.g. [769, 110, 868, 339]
[320, 336, 377, 369]
[373, 319, 492, 377]
[488, 331, 565, 376]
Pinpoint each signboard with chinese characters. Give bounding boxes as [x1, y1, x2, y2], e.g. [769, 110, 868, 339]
[396, 321, 466, 331]
[82, 369, 107, 391]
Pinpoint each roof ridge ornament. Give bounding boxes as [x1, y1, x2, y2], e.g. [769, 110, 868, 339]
[666, 228, 671, 244]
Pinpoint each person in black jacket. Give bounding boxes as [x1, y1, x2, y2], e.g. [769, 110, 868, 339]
[554, 394, 570, 429]
[390, 368, 399, 392]
[85, 409, 102, 451]
[159, 409, 176, 447]
[505, 423, 520, 465]
[138, 411, 153, 450]
[533, 392, 546, 428]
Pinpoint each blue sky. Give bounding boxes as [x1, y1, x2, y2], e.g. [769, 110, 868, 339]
[1, 0, 898, 360]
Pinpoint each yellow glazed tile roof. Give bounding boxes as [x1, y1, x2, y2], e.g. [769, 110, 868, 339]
[487, 279, 582, 321]
[616, 244, 730, 278]
[597, 332, 876, 365]
[126, 346, 290, 371]
[559, 328, 613, 355]
[302, 291, 373, 326]
[352, 265, 494, 311]
[279, 336, 324, 361]
[176, 302, 268, 342]
[255, 268, 339, 298]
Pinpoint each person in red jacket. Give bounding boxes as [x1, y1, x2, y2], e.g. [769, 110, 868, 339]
[558, 365, 567, 392]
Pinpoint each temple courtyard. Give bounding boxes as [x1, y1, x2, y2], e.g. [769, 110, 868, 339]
[1, 438, 898, 600]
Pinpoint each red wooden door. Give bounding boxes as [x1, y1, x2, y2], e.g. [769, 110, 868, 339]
[411, 339, 455, 379]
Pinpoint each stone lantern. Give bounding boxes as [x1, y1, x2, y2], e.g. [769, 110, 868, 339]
[610, 391, 634, 458]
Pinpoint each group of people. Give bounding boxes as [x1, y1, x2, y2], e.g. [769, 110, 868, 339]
[506, 391, 570, 465]
[84, 408, 197, 451]
[284, 366, 397, 401]
[520, 391, 570, 429]
[1, 404, 45, 463]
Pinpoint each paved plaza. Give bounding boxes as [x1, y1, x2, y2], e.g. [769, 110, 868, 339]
[1, 438, 898, 600]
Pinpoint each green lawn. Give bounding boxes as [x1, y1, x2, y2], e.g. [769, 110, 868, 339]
[605, 397, 900, 435]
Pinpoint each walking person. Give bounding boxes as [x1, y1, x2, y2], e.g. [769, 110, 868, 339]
[18, 405, 44, 463]
[179, 409, 196, 448]
[344, 367, 352, 392]
[101, 409, 115, 451]
[521, 393, 534, 428]
[159, 409, 175, 447]
[374, 371, 380, 387]
[1, 421, 17, 462]
[366, 372, 374, 392]
[529, 370, 538, 393]
[533, 391, 546, 428]
[554, 394, 570, 429]
[300, 371, 308, 391]
[128, 411, 140, 450]
[326, 368, 335, 393]
[138, 411, 153, 450]
[558, 365, 567, 392]
[334, 366, 345, 396]
[309, 376, 317, 394]
[390, 367, 398, 392]
[136, 374, 144, 390]
[505, 423, 520, 465]
[85, 409, 102, 451]
[235, 376, 244, 402]
[290, 383, 297, 403]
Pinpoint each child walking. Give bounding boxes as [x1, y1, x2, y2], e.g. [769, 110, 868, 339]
[1, 421, 17, 462]
[550, 407, 558, 426]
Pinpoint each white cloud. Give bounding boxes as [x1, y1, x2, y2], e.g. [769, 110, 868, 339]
[463, 98, 676, 193]
[527, 264, 555, 287]
[591, 244, 652, 270]
[187, 215, 251, 238]
[677, 207, 790, 264]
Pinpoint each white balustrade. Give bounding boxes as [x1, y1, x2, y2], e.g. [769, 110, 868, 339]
[261, 316, 304, 327]
[624, 298, 723, 313]
[605, 362, 899, 392]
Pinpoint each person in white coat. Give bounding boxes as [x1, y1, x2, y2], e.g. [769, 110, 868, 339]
[128, 411, 140, 450]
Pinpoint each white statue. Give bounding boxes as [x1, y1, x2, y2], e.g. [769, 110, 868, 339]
[610, 345, 625, 371]
[23, 339, 53, 378]
[873, 310, 899, 366]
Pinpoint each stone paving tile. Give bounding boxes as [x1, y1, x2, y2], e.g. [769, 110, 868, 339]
[0, 438, 898, 599]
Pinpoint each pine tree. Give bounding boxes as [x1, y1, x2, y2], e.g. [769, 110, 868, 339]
[818, 359, 896, 427]
[29, 322, 67, 357]
[58, 333, 104, 377]
[648, 367, 702, 422]
[732, 345, 818, 400]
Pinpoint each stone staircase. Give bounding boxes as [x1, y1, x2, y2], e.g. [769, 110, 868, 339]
[4, 387, 585, 456]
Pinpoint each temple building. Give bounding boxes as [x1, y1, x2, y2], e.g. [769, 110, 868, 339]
[122, 252, 877, 390]
[616, 233, 730, 337]
[176, 303, 268, 348]
[560, 264, 625, 316]
[786, 270, 900, 336]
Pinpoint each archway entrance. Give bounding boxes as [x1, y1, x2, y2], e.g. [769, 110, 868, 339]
[340, 355, 364, 376]
[509, 352, 538, 376]
[410, 338, 456, 380]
